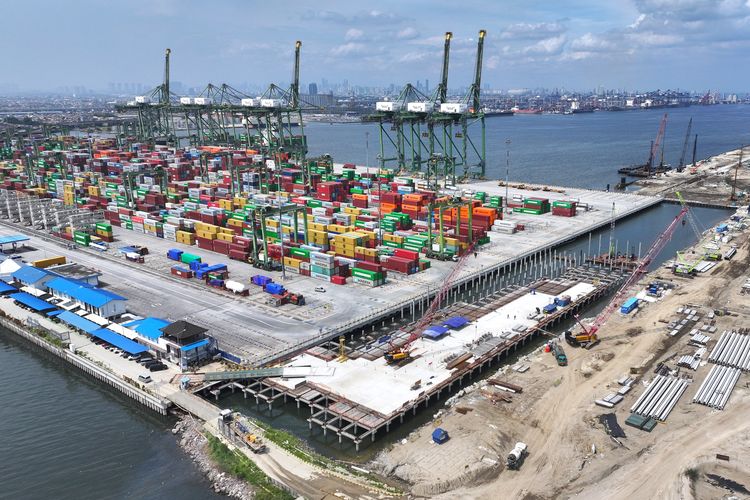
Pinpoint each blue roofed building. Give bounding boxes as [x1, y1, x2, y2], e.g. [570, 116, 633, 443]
[124, 317, 170, 342]
[46, 277, 127, 318]
[11, 265, 55, 292]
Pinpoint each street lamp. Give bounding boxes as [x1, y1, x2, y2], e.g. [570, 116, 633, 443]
[505, 139, 511, 212]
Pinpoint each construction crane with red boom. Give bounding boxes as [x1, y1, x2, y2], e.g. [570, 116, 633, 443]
[385, 243, 476, 364]
[565, 205, 689, 347]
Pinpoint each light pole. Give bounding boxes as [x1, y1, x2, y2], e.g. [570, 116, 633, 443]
[276, 148, 286, 280]
[365, 131, 370, 169]
[505, 139, 511, 212]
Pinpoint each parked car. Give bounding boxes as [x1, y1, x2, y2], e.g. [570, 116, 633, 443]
[149, 363, 168, 372]
[315, 286, 326, 293]
[138, 374, 153, 383]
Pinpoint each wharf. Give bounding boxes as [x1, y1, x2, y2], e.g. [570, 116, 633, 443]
[199, 265, 626, 450]
[0, 182, 660, 365]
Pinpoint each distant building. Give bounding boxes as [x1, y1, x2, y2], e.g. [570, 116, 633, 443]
[300, 92, 335, 109]
[308, 82, 318, 95]
[159, 320, 217, 370]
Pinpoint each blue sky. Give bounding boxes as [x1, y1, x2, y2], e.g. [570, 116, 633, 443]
[2, 0, 749, 92]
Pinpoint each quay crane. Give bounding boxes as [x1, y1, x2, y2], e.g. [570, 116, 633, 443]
[565, 204, 689, 347]
[385, 243, 476, 364]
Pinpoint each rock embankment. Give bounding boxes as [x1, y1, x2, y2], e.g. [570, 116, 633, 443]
[174, 416, 255, 499]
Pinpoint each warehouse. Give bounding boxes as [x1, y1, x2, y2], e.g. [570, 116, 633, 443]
[46, 277, 127, 318]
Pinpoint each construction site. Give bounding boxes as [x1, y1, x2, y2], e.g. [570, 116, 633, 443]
[1, 27, 750, 500]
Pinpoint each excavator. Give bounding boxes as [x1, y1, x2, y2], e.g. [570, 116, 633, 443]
[565, 204, 689, 348]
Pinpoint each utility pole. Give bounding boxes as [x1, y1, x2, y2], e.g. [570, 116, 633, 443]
[730, 145, 743, 202]
[505, 139, 511, 211]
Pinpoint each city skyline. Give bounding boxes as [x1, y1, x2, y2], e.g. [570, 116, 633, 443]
[1, 1, 749, 93]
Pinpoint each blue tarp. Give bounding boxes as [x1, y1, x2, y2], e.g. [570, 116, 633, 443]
[443, 316, 468, 329]
[423, 325, 450, 339]
[90, 328, 148, 355]
[0, 281, 18, 294]
[123, 317, 171, 341]
[57, 310, 101, 333]
[432, 428, 449, 444]
[0, 234, 29, 245]
[10, 292, 57, 312]
[46, 310, 63, 317]
[179, 339, 210, 351]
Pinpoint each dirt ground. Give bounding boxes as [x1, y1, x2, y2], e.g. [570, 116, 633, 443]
[371, 206, 750, 499]
[635, 147, 750, 206]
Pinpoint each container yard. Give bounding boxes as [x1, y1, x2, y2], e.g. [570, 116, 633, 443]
[0, 141, 660, 365]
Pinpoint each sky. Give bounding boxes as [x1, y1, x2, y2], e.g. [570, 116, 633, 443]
[2, 0, 749, 93]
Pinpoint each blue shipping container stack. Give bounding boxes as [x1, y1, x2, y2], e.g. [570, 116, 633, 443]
[167, 249, 183, 261]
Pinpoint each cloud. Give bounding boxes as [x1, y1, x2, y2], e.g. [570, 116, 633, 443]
[345, 28, 364, 41]
[522, 35, 566, 55]
[397, 27, 419, 40]
[500, 22, 567, 40]
[570, 33, 617, 52]
[485, 55, 500, 69]
[330, 42, 367, 57]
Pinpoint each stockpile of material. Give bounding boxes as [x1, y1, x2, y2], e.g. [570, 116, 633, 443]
[708, 330, 750, 370]
[692, 365, 741, 410]
[630, 375, 689, 422]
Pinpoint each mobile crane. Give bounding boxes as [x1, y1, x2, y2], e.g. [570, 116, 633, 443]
[385, 243, 476, 364]
[565, 205, 689, 347]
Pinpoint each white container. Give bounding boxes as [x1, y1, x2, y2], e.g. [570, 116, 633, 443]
[407, 102, 434, 113]
[261, 98, 285, 108]
[179, 97, 193, 105]
[376, 101, 401, 112]
[241, 98, 259, 107]
[193, 97, 212, 105]
[135, 96, 150, 104]
[440, 102, 468, 114]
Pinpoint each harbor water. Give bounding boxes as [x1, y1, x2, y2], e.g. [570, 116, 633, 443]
[3, 103, 746, 495]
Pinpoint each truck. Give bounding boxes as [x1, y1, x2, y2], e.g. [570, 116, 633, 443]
[506, 442, 528, 470]
[551, 342, 568, 366]
[219, 411, 267, 453]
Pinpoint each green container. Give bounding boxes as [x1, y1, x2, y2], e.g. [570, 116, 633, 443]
[124, 221, 133, 230]
[513, 207, 543, 215]
[382, 240, 401, 248]
[307, 200, 323, 208]
[474, 192, 486, 202]
[552, 201, 573, 208]
[180, 253, 201, 264]
[352, 268, 382, 280]
[311, 264, 333, 275]
[95, 222, 112, 232]
[289, 247, 310, 259]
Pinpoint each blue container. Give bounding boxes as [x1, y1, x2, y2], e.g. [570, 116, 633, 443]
[208, 279, 224, 287]
[265, 283, 285, 295]
[167, 248, 183, 261]
[251, 275, 273, 286]
[620, 297, 639, 314]
[543, 304, 557, 314]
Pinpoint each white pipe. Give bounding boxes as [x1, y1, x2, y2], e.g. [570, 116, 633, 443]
[694, 366, 716, 404]
[702, 365, 725, 405]
[710, 331, 730, 362]
[728, 334, 745, 367]
[719, 368, 741, 410]
[725, 333, 740, 367]
[732, 335, 750, 367]
[707, 367, 728, 407]
[643, 377, 674, 417]
[722, 334, 739, 366]
[630, 375, 661, 413]
[739, 339, 750, 371]
[654, 378, 681, 419]
[712, 367, 734, 408]
[661, 381, 688, 420]
[634, 376, 667, 414]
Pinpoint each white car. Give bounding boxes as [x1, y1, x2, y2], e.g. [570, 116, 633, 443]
[315, 286, 326, 293]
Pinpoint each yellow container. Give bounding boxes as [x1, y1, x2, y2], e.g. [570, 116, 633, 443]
[32, 256, 66, 268]
[196, 230, 216, 240]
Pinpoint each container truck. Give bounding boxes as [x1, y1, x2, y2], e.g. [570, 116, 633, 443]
[506, 442, 528, 470]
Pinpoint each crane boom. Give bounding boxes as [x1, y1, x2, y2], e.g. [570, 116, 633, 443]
[291, 41, 301, 109]
[587, 206, 688, 336]
[467, 29, 486, 113]
[677, 117, 693, 171]
[648, 113, 668, 174]
[386, 242, 475, 362]
[438, 32, 452, 104]
[675, 191, 703, 242]
[162, 48, 171, 104]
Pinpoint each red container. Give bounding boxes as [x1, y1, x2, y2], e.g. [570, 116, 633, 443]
[331, 275, 347, 285]
[212, 239, 230, 255]
[354, 261, 383, 273]
[393, 248, 419, 260]
[229, 249, 250, 261]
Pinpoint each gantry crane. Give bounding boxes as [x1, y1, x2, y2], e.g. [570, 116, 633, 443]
[385, 242, 476, 364]
[370, 29, 487, 181]
[565, 205, 689, 347]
